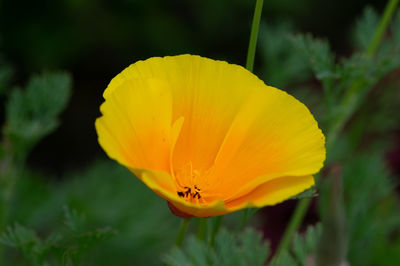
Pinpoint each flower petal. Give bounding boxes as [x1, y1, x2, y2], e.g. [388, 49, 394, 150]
[132, 168, 227, 217]
[225, 175, 315, 211]
[211, 85, 325, 201]
[95, 78, 177, 172]
[103, 55, 265, 173]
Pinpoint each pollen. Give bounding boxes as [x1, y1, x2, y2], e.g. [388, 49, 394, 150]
[173, 162, 209, 203]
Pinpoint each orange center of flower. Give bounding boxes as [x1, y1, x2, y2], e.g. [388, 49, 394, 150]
[173, 161, 219, 204]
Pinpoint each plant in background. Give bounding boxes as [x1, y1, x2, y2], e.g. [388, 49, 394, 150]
[0, 72, 119, 265]
[1, 72, 72, 257]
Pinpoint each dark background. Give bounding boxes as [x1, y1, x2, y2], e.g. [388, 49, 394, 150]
[0, 0, 387, 176]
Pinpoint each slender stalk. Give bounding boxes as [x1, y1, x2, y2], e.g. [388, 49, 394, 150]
[367, 0, 399, 55]
[239, 209, 248, 231]
[0, 196, 6, 259]
[275, 198, 311, 256]
[196, 218, 207, 241]
[210, 216, 223, 246]
[246, 0, 264, 72]
[0, 154, 14, 261]
[175, 218, 191, 247]
[276, 0, 399, 256]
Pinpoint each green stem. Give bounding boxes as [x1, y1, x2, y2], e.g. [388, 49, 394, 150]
[239, 209, 249, 231]
[175, 218, 191, 247]
[276, 0, 399, 256]
[367, 0, 399, 55]
[196, 218, 207, 241]
[246, 0, 264, 72]
[0, 195, 6, 259]
[275, 197, 311, 257]
[210, 216, 223, 246]
[0, 155, 14, 262]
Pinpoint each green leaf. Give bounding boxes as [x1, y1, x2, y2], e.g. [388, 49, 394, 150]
[4, 72, 72, 160]
[58, 226, 117, 265]
[236, 228, 269, 266]
[55, 206, 118, 265]
[353, 7, 379, 51]
[63, 205, 85, 233]
[164, 248, 193, 266]
[258, 22, 309, 87]
[349, 6, 400, 89]
[270, 224, 322, 266]
[269, 250, 297, 266]
[335, 53, 375, 93]
[164, 228, 269, 266]
[290, 187, 318, 200]
[291, 34, 336, 87]
[0, 208, 117, 266]
[0, 223, 45, 265]
[292, 224, 322, 263]
[0, 223, 39, 248]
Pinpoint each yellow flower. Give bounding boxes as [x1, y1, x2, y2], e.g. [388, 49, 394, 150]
[95, 54, 325, 218]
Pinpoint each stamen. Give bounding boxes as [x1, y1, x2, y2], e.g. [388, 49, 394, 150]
[177, 185, 202, 201]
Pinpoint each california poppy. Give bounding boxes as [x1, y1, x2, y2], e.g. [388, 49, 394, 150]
[95, 54, 325, 217]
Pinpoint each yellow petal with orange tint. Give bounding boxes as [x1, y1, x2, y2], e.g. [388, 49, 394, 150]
[210, 84, 325, 201]
[225, 175, 315, 211]
[96, 78, 176, 172]
[103, 55, 264, 174]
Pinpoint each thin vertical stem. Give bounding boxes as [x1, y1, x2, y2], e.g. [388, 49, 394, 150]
[196, 218, 207, 241]
[0, 196, 6, 259]
[210, 216, 223, 246]
[275, 198, 311, 257]
[246, 0, 264, 72]
[176, 218, 191, 247]
[239, 209, 248, 231]
[367, 0, 399, 55]
[0, 154, 14, 262]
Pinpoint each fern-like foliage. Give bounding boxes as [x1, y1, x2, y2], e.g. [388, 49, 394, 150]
[0, 207, 117, 266]
[164, 228, 269, 266]
[270, 224, 322, 266]
[258, 22, 309, 88]
[3, 72, 71, 160]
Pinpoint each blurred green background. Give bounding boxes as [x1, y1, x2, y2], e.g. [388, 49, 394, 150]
[1, 0, 400, 265]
